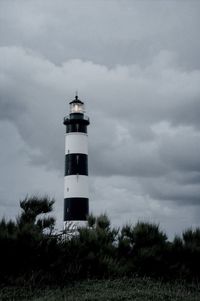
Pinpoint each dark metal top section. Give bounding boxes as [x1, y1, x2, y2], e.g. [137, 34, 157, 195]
[63, 113, 90, 126]
[69, 94, 84, 105]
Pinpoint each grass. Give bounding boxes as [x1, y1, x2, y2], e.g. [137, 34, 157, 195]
[0, 278, 200, 301]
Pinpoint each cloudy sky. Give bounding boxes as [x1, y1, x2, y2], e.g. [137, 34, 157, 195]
[0, 0, 200, 239]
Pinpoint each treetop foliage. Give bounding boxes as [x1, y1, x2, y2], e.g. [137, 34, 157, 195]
[17, 195, 55, 232]
[0, 195, 200, 285]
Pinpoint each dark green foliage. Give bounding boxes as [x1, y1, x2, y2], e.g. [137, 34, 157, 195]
[18, 195, 55, 229]
[1, 197, 200, 286]
[169, 228, 200, 280]
[58, 214, 120, 279]
[118, 222, 168, 277]
[96, 213, 110, 230]
[0, 196, 56, 284]
[87, 213, 96, 228]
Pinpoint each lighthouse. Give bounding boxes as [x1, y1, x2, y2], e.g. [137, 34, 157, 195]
[63, 95, 90, 223]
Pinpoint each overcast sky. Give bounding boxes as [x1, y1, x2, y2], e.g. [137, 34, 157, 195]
[0, 0, 200, 239]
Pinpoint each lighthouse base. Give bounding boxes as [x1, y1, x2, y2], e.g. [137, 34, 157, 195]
[64, 197, 89, 221]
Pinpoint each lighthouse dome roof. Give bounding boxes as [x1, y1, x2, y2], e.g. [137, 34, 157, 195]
[69, 95, 84, 105]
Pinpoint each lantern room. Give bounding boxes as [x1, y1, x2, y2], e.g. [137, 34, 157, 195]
[69, 95, 85, 114]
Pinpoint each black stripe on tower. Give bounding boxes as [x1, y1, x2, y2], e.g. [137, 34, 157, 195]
[64, 198, 89, 221]
[66, 123, 87, 133]
[65, 153, 88, 176]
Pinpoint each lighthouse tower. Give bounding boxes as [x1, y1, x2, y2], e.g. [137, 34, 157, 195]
[63, 95, 90, 224]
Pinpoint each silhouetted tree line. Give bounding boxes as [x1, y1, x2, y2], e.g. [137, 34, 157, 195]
[0, 196, 200, 285]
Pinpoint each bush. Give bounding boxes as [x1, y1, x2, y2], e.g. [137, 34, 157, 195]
[1, 197, 200, 284]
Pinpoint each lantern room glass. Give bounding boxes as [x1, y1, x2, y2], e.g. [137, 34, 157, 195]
[70, 102, 85, 114]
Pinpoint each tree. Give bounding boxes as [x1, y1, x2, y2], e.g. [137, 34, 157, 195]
[118, 222, 168, 276]
[17, 195, 55, 233]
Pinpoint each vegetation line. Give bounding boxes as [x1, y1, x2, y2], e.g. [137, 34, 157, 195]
[0, 195, 200, 288]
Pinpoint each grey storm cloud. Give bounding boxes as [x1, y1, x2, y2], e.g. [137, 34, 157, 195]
[0, 0, 200, 237]
[1, 1, 200, 69]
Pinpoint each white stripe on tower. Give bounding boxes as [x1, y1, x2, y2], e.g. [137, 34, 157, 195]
[65, 133, 88, 155]
[64, 175, 89, 198]
[63, 94, 90, 221]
